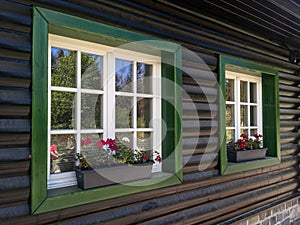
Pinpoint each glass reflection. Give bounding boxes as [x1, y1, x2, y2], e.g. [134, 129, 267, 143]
[240, 81, 247, 102]
[137, 98, 152, 128]
[250, 106, 257, 126]
[115, 96, 133, 128]
[250, 82, 257, 103]
[51, 91, 75, 130]
[137, 63, 152, 94]
[81, 94, 102, 129]
[115, 59, 133, 92]
[137, 132, 152, 151]
[240, 105, 248, 126]
[225, 79, 234, 101]
[51, 47, 76, 88]
[81, 53, 103, 90]
[226, 104, 235, 127]
[50, 134, 76, 174]
[226, 130, 235, 142]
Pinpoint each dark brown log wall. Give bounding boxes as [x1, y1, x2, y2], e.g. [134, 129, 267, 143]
[0, 0, 299, 224]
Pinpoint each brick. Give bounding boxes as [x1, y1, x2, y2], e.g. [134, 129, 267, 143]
[248, 215, 259, 224]
[279, 204, 285, 211]
[281, 218, 290, 225]
[277, 213, 283, 222]
[272, 206, 279, 214]
[286, 201, 292, 208]
[259, 212, 266, 220]
[262, 219, 270, 225]
[270, 216, 276, 224]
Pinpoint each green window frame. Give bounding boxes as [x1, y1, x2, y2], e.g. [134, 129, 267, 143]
[219, 55, 280, 175]
[32, 7, 182, 214]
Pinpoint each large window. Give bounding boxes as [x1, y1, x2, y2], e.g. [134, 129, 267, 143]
[48, 35, 162, 189]
[219, 55, 280, 175]
[32, 7, 182, 214]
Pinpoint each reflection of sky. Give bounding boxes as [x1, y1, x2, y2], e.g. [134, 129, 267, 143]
[51, 47, 71, 56]
[115, 59, 133, 90]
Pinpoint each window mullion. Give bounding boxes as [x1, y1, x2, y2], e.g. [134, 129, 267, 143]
[133, 61, 137, 149]
[236, 77, 240, 140]
[106, 52, 115, 139]
[247, 81, 250, 135]
[76, 51, 81, 153]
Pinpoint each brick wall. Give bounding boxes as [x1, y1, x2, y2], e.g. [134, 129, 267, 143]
[232, 197, 300, 225]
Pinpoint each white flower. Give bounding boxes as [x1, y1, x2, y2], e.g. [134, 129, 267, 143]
[122, 137, 130, 142]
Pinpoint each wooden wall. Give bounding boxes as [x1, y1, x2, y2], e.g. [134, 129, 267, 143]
[0, 0, 299, 224]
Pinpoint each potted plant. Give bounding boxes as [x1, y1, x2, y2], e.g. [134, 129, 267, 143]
[75, 137, 162, 189]
[227, 133, 267, 162]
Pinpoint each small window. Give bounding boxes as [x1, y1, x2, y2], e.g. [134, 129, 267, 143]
[219, 55, 280, 175]
[225, 71, 262, 143]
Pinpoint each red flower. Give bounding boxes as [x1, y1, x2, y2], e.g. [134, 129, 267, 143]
[96, 140, 106, 148]
[110, 144, 119, 151]
[254, 133, 263, 140]
[155, 155, 162, 163]
[144, 155, 149, 161]
[237, 139, 246, 149]
[85, 137, 92, 145]
[240, 133, 248, 140]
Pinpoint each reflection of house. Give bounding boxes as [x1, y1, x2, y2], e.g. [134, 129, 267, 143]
[1, 1, 300, 224]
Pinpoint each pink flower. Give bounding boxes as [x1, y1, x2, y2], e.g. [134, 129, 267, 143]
[96, 140, 106, 148]
[85, 137, 92, 145]
[81, 139, 85, 146]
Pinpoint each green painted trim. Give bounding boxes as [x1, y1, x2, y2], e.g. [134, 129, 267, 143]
[223, 158, 280, 175]
[219, 55, 280, 175]
[34, 174, 181, 214]
[32, 7, 182, 214]
[31, 8, 48, 213]
[36, 7, 178, 53]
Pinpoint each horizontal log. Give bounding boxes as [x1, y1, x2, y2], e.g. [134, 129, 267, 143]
[0, 89, 31, 105]
[0, 147, 30, 161]
[0, 161, 29, 177]
[0, 119, 30, 133]
[0, 176, 30, 191]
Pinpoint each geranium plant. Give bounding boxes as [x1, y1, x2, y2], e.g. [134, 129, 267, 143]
[75, 137, 162, 170]
[227, 133, 263, 151]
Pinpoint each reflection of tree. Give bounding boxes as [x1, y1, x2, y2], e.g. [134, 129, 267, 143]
[115, 59, 133, 92]
[115, 96, 132, 128]
[51, 49, 101, 130]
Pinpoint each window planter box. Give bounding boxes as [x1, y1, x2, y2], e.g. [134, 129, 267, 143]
[75, 163, 153, 189]
[227, 148, 267, 162]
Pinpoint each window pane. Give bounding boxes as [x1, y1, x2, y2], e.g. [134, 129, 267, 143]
[81, 53, 103, 90]
[250, 129, 258, 136]
[226, 129, 235, 142]
[81, 94, 102, 129]
[50, 134, 76, 174]
[51, 47, 76, 88]
[240, 81, 247, 102]
[240, 105, 248, 126]
[115, 132, 133, 149]
[137, 63, 152, 94]
[137, 132, 152, 151]
[51, 91, 75, 130]
[225, 79, 234, 101]
[226, 104, 235, 127]
[80, 133, 116, 169]
[250, 82, 257, 103]
[137, 98, 152, 128]
[115, 96, 133, 128]
[240, 129, 248, 136]
[250, 106, 257, 126]
[115, 59, 133, 92]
